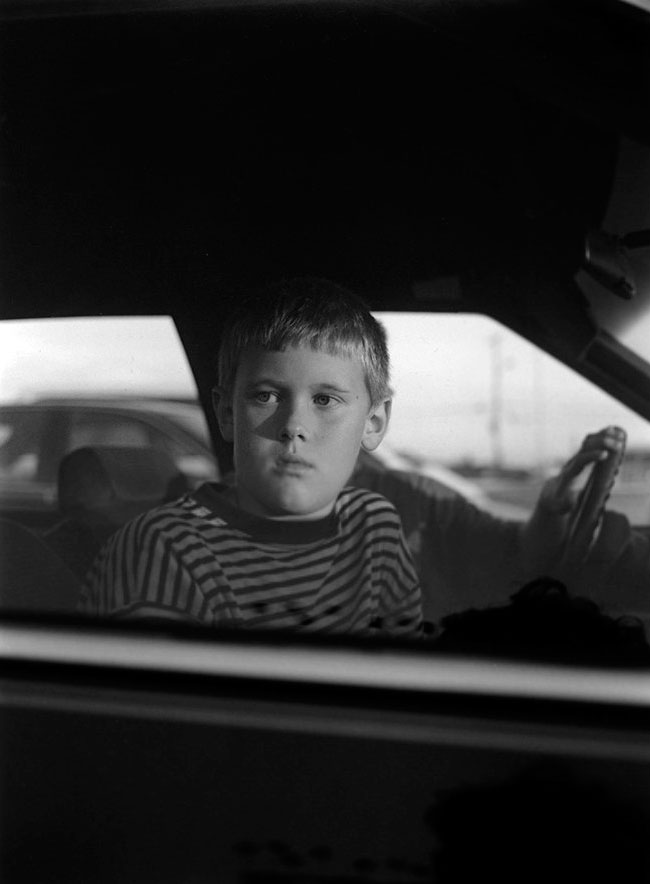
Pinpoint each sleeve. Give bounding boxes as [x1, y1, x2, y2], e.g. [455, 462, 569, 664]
[79, 515, 206, 623]
[418, 493, 527, 616]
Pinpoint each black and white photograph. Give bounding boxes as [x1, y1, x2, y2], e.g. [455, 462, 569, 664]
[1, 0, 650, 880]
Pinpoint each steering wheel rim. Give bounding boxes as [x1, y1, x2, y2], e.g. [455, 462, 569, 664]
[562, 427, 626, 566]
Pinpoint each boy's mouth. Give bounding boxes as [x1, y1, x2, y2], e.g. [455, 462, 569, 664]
[275, 455, 314, 473]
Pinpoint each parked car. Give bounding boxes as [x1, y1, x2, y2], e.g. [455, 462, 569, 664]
[0, 397, 219, 529]
[1, 1, 650, 882]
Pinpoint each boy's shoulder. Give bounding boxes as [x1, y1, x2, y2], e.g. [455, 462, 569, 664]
[113, 485, 228, 538]
[337, 485, 401, 524]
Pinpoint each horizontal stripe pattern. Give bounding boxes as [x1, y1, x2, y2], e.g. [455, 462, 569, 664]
[80, 485, 422, 637]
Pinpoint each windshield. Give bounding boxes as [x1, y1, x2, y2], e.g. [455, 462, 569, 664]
[377, 312, 650, 481]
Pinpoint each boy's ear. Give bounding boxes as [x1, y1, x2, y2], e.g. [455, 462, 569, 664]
[212, 386, 234, 442]
[361, 398, 391, 452]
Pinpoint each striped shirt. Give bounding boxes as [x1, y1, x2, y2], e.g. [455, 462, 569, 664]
[80, 484, 423, 637]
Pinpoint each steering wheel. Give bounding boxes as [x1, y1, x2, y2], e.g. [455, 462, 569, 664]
[562, 427, 626, 566]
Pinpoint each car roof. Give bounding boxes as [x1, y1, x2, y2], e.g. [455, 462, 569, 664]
[0, 396, 200, 414]
[15, 395, 199, 409]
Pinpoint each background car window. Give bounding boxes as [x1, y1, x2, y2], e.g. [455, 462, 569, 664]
[0, 409, 44, 481]
[67, 414, 151, 449]
[376, 312, 650, 526]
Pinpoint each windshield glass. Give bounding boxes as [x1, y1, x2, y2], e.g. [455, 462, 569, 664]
[377, 312, 650, 486]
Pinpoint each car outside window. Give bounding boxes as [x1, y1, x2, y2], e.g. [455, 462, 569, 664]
[0, 316, 216, 531]
[0, 409, 44, 482]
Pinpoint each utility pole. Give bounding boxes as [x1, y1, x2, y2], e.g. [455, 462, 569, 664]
[533, 350, 546, 469]
[489, 332, 504, 469]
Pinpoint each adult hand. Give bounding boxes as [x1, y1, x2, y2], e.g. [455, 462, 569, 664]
[537, 426, 626, 516]
[521, 426, 626, 571]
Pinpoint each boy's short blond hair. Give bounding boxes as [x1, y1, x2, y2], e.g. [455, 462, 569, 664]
[217, 277, 391, 405]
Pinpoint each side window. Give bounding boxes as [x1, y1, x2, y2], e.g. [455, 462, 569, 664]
[376, 312, 650, 526]
[0, 316, 215, 529]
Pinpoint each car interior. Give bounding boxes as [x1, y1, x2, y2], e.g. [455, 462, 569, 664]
[1, 0, 650, 881]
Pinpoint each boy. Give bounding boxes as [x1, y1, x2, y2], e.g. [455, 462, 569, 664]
[80, 278, 423, 636]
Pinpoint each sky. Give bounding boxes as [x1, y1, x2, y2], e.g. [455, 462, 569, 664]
[2, 312, 650, 469]
[0, 316, 198, 401]
[379, 312, 650, 467]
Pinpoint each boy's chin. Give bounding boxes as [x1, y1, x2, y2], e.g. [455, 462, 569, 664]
[253, 490, 336, 521]
[268, 499, 335, 521]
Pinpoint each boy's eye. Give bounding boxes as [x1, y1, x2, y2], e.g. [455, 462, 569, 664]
[313, 394, 335, 406]
[253, 390, 278, 404]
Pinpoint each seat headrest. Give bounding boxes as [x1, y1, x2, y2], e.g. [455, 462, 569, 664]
[58, 446, 189, 516]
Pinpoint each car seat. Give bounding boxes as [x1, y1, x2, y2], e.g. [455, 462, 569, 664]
[43, 446, 191, 580]
[0, 516, 82, 612]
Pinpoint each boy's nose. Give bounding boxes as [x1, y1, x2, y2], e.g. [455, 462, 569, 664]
[279, 401, 308, 442]
[280, 424, 306, 442]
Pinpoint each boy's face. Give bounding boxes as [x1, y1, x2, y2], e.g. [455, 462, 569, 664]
[216, 343, 389, 520]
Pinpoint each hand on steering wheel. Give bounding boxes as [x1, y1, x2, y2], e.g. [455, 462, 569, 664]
[539, 425, 626, 566]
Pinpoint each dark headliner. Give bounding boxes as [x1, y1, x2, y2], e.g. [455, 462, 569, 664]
[1, 0, 648, 313]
